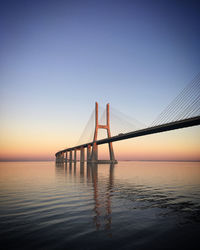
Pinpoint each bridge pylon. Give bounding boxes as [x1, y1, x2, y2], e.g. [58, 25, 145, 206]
[88, 102, 118, 164]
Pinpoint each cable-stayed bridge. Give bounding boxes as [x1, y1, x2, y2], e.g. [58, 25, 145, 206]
[55, 73, 200, 164]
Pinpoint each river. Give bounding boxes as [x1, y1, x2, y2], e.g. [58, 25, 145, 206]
[0, 161, 200, 249]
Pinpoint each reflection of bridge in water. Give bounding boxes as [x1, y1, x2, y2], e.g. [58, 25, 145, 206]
[89, 164, 114, 233]
[55, 161, 200, 234]
[56, 162, 114, 234]
[56, 73, 200, 164]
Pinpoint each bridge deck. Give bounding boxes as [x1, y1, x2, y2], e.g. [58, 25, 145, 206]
[55, 116, 200, 156]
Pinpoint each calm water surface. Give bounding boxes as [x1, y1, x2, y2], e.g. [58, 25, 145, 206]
[0, 161, 200, 250]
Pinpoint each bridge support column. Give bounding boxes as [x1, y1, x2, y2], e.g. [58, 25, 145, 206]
[65, 151, 68, 163]
[108, 143, 115, 162]
[91, 143, 98, 163]
[59, 152, 64, 163]
[58, 153, 61, 163]
[87, 145, 91, 162]
[69, 151, 72, 162]
[80, 147, 85, 164]
[74, 149, 77, 162]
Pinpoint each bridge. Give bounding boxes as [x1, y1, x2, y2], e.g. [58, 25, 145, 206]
[55, 73, 200, 164]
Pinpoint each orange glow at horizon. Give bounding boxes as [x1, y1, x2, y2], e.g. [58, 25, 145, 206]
[98, 126, 200, 161]
[0, 124, 200, 161]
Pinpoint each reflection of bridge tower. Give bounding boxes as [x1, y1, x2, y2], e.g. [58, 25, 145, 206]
[88, 164, 114, 235]
[55, 162, 114, 235]
[89, 102, 118, 164]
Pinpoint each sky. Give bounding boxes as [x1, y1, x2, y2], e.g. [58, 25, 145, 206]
[0, 0, 200, 161]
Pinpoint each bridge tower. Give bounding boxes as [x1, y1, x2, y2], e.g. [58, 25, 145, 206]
[89, 102, 118, 164]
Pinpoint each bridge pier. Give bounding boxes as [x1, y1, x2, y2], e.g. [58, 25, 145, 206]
[80, 147, 85, 164]
[56, 152, 64, 163]
[61, 152, 64, 163]
[65, 151, 68, 163]
[69, 150, 72, 162]
[74, 149, 77, 162]
[87, 145, 91, 162]
[56, 153, 60, 163]
[90, 143, 98, 163]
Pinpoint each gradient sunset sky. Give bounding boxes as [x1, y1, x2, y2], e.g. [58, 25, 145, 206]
[0, 0, 200, 161]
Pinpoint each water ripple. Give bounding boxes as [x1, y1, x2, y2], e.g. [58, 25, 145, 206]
[0, 161, 200, 249]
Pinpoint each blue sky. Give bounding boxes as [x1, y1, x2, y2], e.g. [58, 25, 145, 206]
[0, 0, 200, 160]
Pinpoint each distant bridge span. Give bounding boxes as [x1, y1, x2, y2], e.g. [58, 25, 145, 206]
[55, 111, 200, 163]
[56, 73, 200, 163]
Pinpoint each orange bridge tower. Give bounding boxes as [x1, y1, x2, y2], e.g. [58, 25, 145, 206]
[88, 102, 118, 164]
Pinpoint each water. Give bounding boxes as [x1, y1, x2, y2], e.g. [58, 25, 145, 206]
[0, 161, 200, 250]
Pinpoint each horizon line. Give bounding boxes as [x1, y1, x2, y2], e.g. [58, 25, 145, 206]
[0, 159, 200, 163]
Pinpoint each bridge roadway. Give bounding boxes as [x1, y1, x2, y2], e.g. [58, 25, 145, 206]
[55, 116, 200, 157]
